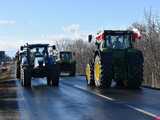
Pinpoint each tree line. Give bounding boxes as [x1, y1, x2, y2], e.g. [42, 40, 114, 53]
[55, 11, 160, 88]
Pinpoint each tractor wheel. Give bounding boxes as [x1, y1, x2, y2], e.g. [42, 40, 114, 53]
[69, 68, 75, 76]
[52, 71, 59, 87]
[94, 55, 112, 88]
[85, 63, 95, 86]
[16, 60, 21, 79]
[21, 66, 31, 87]
[116, 80, 124, 87]
[114, 69, 126, 87]
[48, 64, 60, 87]
[124, 64, 143, 89]
[47, 73, 59, 87]
[47, 76, 51, 86]
[123, 52, 143, 89]
[70, 71, 75, 76]
[16, 65, 20, 79]
[69, 63, 76, 76]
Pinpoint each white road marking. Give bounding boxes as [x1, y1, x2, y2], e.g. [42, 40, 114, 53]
[127, 105, 157, 118]
[74, 84, 158, 118]
[74, 85, 115, 101]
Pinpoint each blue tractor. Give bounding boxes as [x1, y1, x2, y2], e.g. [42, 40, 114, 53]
[16, 44, 60, 87]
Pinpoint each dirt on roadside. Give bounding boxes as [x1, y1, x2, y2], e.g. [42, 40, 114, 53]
[0, 62, 15, 81]
[0, 61, 20, 120]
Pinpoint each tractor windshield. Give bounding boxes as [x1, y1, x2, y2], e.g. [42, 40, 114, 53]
[105, 34, 131, 49]
[30, 47, 48, 67]
[30, 47, 47, 57]
[60, 52, 72, 61]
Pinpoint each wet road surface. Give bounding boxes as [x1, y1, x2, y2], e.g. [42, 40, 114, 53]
[0, 76, 160, 120]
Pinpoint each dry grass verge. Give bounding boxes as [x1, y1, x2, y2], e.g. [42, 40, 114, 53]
[0, 63, 14, 81]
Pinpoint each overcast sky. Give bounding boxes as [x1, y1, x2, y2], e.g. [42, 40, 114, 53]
[0, 0, 160, 56]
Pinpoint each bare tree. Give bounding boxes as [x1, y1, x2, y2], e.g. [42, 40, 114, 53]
[131, 10, 160, 88]
[54, 38, 95, 75]
[66, 39, 95, 74]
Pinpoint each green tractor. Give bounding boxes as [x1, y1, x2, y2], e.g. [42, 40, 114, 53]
[58, 51, 76, 76]
[16, 44, 60, 87]
[86, 30, 144, 89]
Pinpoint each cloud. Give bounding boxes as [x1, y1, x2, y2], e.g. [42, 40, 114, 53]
[62, 24, 88, 40]
[0, 20, 16, 25]
[62, 24, 80, 34]
[41, 34, 70, 41]
[0, 39, 25, 57]
[0, 24, 89, 57]
[40, 24, 88, 42]
[0, 39, 23, 51]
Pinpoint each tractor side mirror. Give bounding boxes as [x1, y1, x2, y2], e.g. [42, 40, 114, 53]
[88, 35, 92, 43]
[52, 45, 56, 50]
[20, 46, 23, 51]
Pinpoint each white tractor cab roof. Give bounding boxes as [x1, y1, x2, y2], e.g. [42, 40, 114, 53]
[89, 29, 141, 43]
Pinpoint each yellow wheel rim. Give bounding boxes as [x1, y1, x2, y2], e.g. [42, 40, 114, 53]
[86, 64, 91, 81]
[94, 62, 101, 81]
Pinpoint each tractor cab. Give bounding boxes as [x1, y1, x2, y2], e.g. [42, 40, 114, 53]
[60, 51, 73, 62]
[90, 30, 141, 51]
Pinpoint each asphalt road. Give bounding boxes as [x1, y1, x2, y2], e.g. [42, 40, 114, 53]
[0, 76, 160, 120]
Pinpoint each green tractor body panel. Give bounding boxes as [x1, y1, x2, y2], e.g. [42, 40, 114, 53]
[58, 51, 76, 76]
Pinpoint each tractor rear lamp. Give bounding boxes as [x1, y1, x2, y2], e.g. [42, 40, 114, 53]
[132, 32, 141, 40]
[96, 32, 104, 41]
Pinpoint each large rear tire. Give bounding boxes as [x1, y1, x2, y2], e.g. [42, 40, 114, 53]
[94, 55, 112, 88]
[47, 76, 51, 86]
[16, 61, 21, 79]
[47, 64, 60, 87]
[21, 66, 31, 87]
[69, 69, 75, 76]
[123, 51, 143, 89]
[114, 68, 126, 87]
[16, 66, 20, 79]
[69, 63, 76, 76]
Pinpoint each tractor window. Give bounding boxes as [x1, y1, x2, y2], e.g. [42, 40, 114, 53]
[60, 52, 72, 61]
[30, 47, 46, 57]
[105, 35, 131, 49]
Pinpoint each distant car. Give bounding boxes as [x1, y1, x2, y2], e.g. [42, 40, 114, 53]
[58, 51, 76, 76]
